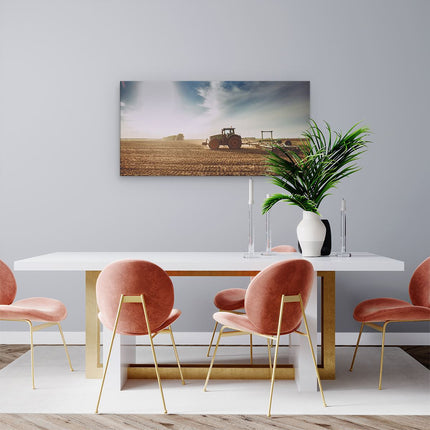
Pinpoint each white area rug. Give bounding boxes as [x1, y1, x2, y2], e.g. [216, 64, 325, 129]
[0, 346, 428, 415]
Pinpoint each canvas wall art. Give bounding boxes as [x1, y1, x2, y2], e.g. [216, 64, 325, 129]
[120, 81, 310, 176]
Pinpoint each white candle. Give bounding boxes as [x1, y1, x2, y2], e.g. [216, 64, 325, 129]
[341, 198, 346, 211]
[266, 193, 270, 199]
[248, 178, 254, 205]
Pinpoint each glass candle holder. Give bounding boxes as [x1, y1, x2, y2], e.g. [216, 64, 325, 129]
[337, 198, 351, 257]
[261, 195, 272, 255]
[244, 202, 257, 258]
[244, 178, 258, 258]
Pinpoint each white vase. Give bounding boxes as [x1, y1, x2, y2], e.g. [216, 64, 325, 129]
[297, 211, 326, 257]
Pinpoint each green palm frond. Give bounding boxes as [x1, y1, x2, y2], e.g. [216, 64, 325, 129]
[262, 193, 319, 214]
[262, 120, 370, 215]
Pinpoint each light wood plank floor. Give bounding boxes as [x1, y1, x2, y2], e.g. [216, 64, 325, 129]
[0, 345, 428, 430]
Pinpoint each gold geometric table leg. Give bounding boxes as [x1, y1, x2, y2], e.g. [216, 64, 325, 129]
[318, 271, 336, 379]
[85, 271, 103, 378]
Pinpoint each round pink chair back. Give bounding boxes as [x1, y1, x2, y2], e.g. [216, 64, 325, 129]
[409, 257, 430, 308]
[271, 245, 297, 253]
[96, 260, 174, 335]
[0, 260, 17, 305]
[245, 259, 314, 335]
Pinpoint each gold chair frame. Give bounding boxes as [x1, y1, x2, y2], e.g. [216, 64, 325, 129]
[203, 294, 327, 417]
[349, 318, 430, 389]
[207, 309, 255, 363]
[95, 294, 185, 414]
[1, 319, 73, 389]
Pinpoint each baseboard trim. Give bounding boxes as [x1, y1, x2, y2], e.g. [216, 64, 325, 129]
[0, 331, 429, 346]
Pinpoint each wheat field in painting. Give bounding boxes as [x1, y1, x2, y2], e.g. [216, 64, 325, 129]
[120, 139, 268, 176]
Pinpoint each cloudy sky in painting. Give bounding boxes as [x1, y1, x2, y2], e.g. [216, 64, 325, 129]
[120, 81, 309, 139]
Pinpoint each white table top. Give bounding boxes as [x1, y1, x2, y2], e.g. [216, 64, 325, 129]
[14, 252, 404, 272]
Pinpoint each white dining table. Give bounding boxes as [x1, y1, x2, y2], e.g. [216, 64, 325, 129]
[14, 251, 404, 392]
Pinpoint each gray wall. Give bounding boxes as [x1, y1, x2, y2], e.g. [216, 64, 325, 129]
[0, 0, 429, 333]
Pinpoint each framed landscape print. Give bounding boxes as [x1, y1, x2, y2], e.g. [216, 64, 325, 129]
[120, 81, 310, 176]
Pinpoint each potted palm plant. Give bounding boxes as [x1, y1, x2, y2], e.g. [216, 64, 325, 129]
[262, 120, 370, 257]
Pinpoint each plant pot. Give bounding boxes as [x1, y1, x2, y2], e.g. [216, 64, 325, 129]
[298, 219, 331, 256]
[297, 211, 326, 257]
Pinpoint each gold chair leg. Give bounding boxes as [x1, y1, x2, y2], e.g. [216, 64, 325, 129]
[301, 309, 327, 407]
[267, 334, 281, 417]
[379, 322, 389, 390]
[141, 296, 167, 414]
[268, 296, 287, 417]
[204, 326, 225, 391]
[206, 321, 218, 357]
[26, 321, 35, 389]
[147, 328, 167, 413]
[250, 334, 253, 365]
[267, 338, 272, 371]
[57, 323, 74, 372]
[95, 296, 124, 414]
[350, 322, 364, 371]
[168, 326, 185, 385]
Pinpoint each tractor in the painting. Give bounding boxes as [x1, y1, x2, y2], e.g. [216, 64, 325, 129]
[208, 127, 242, 150]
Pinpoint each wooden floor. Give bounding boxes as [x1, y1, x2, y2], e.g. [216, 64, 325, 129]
[0, 414, 429, 430]
[0, 345, 428, 430]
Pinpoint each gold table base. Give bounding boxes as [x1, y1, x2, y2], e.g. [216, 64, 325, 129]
[85, 270, 335, 380]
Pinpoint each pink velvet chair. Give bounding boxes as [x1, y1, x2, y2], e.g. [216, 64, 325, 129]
[95, 260, 184, 414]
[350, 257, 430, 389]
[0, 260, 73, 388]
[204, 259, 326, 416]
[207, 245, 297, 359]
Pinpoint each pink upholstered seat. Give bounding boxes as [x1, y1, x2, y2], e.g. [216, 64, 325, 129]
[350, 257, 430, 389]
[353, 257, 430, 324]
[212, 245, 297, 312]
[95, 259, 184, 414]
[0, 260, 73, 388]
[213, 312, 301, 335]
[204, 259, 326, 415]
[0, 297, 67, 322]
[215, 259, 314, 334]
[213, 312, 259, 334]
[98, 307, 181, 336]
[214, 288, 246, 310]
[213, 311, 301, 337]
[353, 297, 430, 322]
[207, 245, 297, 357]
[271, 245, 297, 253]
[154, 308, 182, 333]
